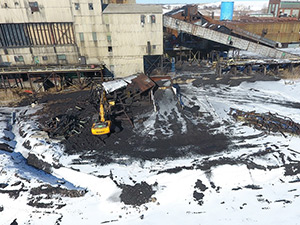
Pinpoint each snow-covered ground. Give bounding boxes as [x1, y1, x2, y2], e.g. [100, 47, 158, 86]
[1, 76, 300, 224]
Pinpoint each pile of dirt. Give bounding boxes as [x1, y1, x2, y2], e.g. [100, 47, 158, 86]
[120, 182, 156, 206]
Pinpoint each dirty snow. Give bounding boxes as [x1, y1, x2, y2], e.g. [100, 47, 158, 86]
[1, 77, 300, 224]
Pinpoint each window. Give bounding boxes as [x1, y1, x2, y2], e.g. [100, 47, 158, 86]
[141, 15, 145, 24]
[152, 45, 156, 50]
[57, 54, 66, 60]
[292, 9, 299, 17]
[110, 65, 114, 73]
[150, 15, 156, 23]
[75, 3, 80, 10]
[108, 46, 113, 52]
[107, 35, 111, 42]
[14, 56, 24, 62]
[147, 41, 151, 54]
[29, 2, 39, 12]
[79, 32, 84, 42]
[88, 3, 93, 10]
[92, 32, 97, 42]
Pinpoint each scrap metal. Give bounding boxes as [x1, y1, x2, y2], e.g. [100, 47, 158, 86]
[229, 108, 300, 137]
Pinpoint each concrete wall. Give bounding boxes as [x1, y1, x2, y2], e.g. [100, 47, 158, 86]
[100, 12, 163, 77]
[0, 0, 73, 23]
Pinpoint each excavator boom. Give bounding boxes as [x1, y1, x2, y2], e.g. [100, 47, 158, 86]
[91, 89, 112, 136]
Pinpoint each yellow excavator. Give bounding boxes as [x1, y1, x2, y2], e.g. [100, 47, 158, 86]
[91, 90, 112, 135]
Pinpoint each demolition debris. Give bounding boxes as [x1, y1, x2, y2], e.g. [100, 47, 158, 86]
[229, 108, 300, 137]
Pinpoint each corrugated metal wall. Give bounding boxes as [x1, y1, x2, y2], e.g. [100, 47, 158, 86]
[0, 23, 75, 47]
[236, 22, 300, 43]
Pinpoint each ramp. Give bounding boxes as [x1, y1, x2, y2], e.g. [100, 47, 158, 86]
[163, 15, 298, 59]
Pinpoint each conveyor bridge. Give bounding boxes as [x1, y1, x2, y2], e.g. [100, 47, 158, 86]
[163, 15, 298, 59]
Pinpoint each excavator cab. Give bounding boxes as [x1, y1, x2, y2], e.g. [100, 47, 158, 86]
[91, 120, 111, 135]
[91, 88, 112, 136]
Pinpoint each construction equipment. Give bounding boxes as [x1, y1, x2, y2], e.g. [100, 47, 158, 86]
[91, 88, 112, 135]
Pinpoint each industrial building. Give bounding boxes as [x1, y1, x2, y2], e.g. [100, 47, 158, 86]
[0, 0, 163, 78]
[268, 0, 300, 18]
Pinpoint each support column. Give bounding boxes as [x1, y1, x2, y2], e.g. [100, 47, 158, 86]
[275, 65, 279, 75]
[1, 74, 7, 92]
[14, 74, 19, 88]
[77, 71, 82, 89]
[288, 64, 293, 73]
[232, 66, 237, 75]
[247, 65, 252, 75]
[53, 72, 58, 92]
[262, 65, 267, 76]
[27, 73, 34, 92]
[6, 75, 11, 90]
[18, 74, 23, 89]
[160, 55, 163, 73]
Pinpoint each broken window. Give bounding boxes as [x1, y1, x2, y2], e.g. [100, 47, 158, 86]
[79, 32, 84, 42]
[110, 65, 114, 73]
[108, 46, 112, 52]
[147, 41, 151, 55]
[88, 3, 94, 10]
[150, 15, 156, 23]
[141, 15, 145, 24]
[75, 3, 80, 10]
[29, 2, 39, 12]
[92, 32, 97, 42]
[42, 56, 48, 61]
[14, 56, 24, 62]
[57, 54, 66, 60]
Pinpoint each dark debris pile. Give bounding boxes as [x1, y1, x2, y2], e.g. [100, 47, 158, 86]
[43, 109, 90, 139]
[120, 181, 156, 206]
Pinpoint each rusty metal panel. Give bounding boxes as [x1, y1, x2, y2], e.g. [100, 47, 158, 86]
[228, 18, 300, 43]
[129, 73, 155, 93]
